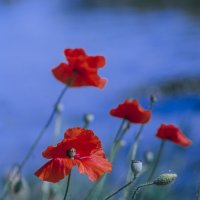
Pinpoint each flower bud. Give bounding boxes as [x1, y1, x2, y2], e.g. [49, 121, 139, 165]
[84, 113, 95, 124]
[131, 160, 142, 177]
[150, 95, 157, 104]
[153, 173, 177, 186]
[55, 103, 64, 113]
[144, 151, 154, 164]
[119, 139, 127, 147]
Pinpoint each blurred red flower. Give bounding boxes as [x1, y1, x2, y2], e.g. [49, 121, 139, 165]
[156, 124, 191, 147]
[110, 99, 151, 124]
[52, 48, 107, 89]
[34, 128, 112, 183]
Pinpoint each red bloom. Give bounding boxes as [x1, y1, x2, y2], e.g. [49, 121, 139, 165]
[110, 99, 151, 124]
[156, 124, 192, 147]
[34, 128, 112, 183]
[52, 48, 107, 89]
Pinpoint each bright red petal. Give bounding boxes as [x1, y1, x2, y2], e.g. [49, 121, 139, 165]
[77, 151, 112, 181]
[64, 48, 87, 58]
[87, 56, 106, 68]
[110, 99, 151, 124]
[156, 124, 192, 147]
[64, 128, 102, 158]
[34, 158, 76, 183]
[52, 48, 107, 89]
[52, 63, 74, 85]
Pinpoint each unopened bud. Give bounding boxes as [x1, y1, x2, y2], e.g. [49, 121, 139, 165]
[84, 113, 95, 124]
[55, 103, 64, 113]
[119, 139, 127, 147]
[131, 160, 143, 177]
[144, 151, 154, 164]
[153, 173, 177, 186]
[13, 180, 23, 194]
[150, 95, 157, 104]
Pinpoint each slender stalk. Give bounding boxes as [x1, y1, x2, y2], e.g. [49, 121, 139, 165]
[147, 140, 165, 182]
[104, 176, 136, 200]
[114, 118, 127, 142]
[131, 124, 144, 160]
[83, 122, 89, 129]
[0, 86, 69, 200]
[109, 119, 129, 162]
[63, 171, 72, 200]
[132, 182, 154, 200]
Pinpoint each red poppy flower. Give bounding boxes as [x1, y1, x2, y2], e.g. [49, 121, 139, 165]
[156, 124, 191, 147]
[110, 99, 151, 124]
[52, 48, 107, 89]
[34, 128, 112, 183]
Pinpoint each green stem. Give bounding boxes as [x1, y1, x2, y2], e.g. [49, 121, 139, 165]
[0, 86, 69, 200]
[132, 182, 154, 200]
[63, 171, 72, 200]
[114, 118, 127, 142]
[147, 140, 165, 182]
[83, 122, 89, 129]
[196, 184, 200, 200]
[109, 119, 129, 163]
[104, 176, 136, 200]
[130, 124, 144, 160]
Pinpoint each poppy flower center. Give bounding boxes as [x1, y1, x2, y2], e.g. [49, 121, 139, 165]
[66, 148, 76, 159]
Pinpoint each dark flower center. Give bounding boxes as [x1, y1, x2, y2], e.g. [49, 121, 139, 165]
[66, 148, 76, 159]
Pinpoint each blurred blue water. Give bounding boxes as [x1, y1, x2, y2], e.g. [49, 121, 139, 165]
[0, 0, 200, 197]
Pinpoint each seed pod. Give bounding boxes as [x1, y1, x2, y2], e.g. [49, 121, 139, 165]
[150, 95, 157, 104]
[131, 160, 142, 177]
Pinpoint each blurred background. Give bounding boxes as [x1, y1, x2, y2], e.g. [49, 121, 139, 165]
[0, 0, 200, 199]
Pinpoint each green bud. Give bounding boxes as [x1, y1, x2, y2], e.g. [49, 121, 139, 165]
[153, 173, 177, 186]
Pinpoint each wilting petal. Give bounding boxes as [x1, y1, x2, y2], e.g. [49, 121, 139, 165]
[34, 158, 76, 183]
[110, 99, 151, 124]
[156, 124, 192, 147]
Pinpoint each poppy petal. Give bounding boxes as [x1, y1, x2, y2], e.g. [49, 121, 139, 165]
[156, 124, 192, 147]
[110, 99, 151, 124]
[64, 128, 102, 158]
[87, 56, 106, 68]
[64, 48, 87, 58]
[34, 158, 76, 183]
[77, 155, 112, 181]
[52, 48, 107, 89]
[52, 63, 73, 85]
